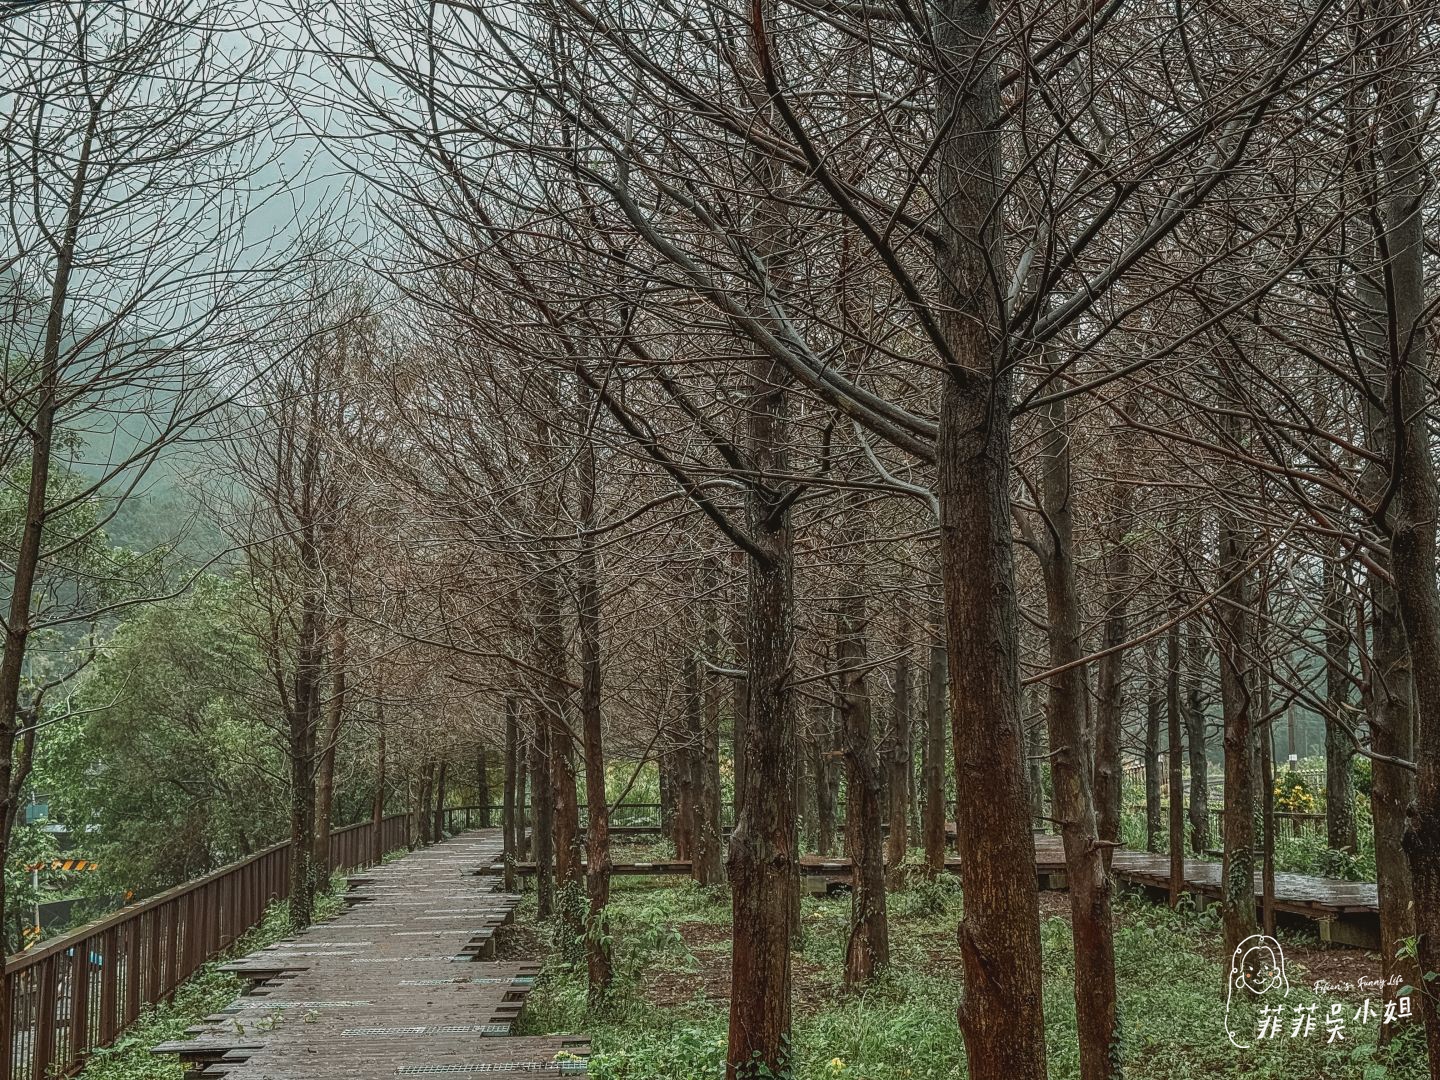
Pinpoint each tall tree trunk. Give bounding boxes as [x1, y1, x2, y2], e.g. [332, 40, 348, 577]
[729, 556, 750, 825]
[1322, 551, 1356, 853]
[372, 710, 386, 865]
[1368, 576, 1416, 1028]
[1167, 615, 1185, 907]
[433, 760, 448, 841]
[1260, 706, 1276, 937]
[1144, 717, 1162, 854]
[932, 0, 1047, 1068]
[531, 393, 581, 891]
[1024, 684, 1048, 832]
[1026, 712, 1048, 831]
[576, 394, 613, 1000]
[1145, 641, 1163, 853]
[477, 746, 492, 828]
[582, 678, 612, 1002]
[838, 561, 888, 988]
[1035, 374, 1121, 1080]
[695, 693, 725, 882]
[547, 671, 580, 891]
[921, 593, 948, 874]
[314, 620, 347, 876]
[1255, 596, 1276, 938]
[1366, 4, 1438, 1057]
[1356, 109, 1421, 1038]
[530, 709, 555, 918]
[415, 761, 434, 846]
[287, 563, 325, 925]
[0, 97, 96, 973]
[695, 571, 726, 884]
[503, 696, 519, 892]
[287, 328, 332, 925]
[797, 728, 816, 855]
[517, 734, 530, 860]
[939, 394, 1047, 1079]
[678, 655, 701, 863]
[659, 747, 676, 839]
[288, 691, 319, 924]
[885, 602, 912, 870]
[1184, 625, 1211, 853]
[1217, 470, 1258, 991]
[724, 490, 796, 1077]
[1094, 466, 1136, 865]
[814, 703, 837, 857]
[725, 12, 798, 1067]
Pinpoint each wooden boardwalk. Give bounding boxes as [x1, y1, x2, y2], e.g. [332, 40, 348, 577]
[1094, 841, 1381, 947]
[153, 830, 588, 1079]
[519, 833, 1380, 947]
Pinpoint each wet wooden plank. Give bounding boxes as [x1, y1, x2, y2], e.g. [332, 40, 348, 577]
[794, 834, 1378, 924]
[152, 830, 586, 1078]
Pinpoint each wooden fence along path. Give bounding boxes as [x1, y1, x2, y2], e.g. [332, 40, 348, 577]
[2, 814, 412, 1080]
[153, 829, 588, 1079]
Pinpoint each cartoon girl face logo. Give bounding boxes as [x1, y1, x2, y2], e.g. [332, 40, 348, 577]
[1225, 934, 1289, 1048]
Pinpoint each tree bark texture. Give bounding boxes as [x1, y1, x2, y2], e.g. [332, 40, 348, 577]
[921, 594, 948, 874]
[932, 0, 1048, 1069]
[1035, 376, 1121, 1080]
[1322, 552, 1357, 853]
[837, 531, 888, 989]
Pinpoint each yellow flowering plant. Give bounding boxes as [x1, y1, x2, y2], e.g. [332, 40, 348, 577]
[1274, 775, 1318, 814]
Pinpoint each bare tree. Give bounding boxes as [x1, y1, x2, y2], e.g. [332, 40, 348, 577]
[0, 0, 290, 934]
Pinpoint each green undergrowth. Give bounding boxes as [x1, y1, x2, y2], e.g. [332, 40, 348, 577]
[1118, 800, 1379, 883]
[517, 868, 1430, 1080]
[76, 875, 348, 1080]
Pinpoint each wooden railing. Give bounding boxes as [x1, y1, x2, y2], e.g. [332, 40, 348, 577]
[1, 813, 412, 1080]
[443, 801, 740, 832]
[1207, 806, 1328, 840]
[1126, 765, 1329, 806]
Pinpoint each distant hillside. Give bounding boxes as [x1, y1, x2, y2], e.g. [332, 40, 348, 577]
[3, 266, 234, 575]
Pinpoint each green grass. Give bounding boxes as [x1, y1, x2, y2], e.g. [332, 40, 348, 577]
[518, 869, 1431, 1080]
[75, 878, 348, 1080]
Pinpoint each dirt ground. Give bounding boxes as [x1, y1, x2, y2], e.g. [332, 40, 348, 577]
[642, 920, 835, 1011]
[1279, 937, 1381, 991]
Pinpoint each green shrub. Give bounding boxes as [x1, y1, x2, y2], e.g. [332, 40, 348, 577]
[888, 873, 961, 919]
[1354, 755, 1374, 797]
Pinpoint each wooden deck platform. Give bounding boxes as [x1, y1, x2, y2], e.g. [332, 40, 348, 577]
[152, 830, 588, 1079]
[514, 859, 693, 877]
[521, 833, 1380, 947]
[1098, 841, 1380, 947]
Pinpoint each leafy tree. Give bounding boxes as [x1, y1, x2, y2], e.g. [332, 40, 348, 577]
[3, 820, 58, 951]
[36, 576, 287, 899]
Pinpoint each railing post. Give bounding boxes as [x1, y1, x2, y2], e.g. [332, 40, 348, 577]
[124, 918, 141, 1027]
[69, 940, 90, 1064]
[203, 883, 217, 965]
[181, 892, 195, 979]
[165, 900, 180, 994]
[145, 909, 162, 1006]
[1, 967, 14, 1080]
[31, 956, 56, 1080]
[99, 926, 118, 1045]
